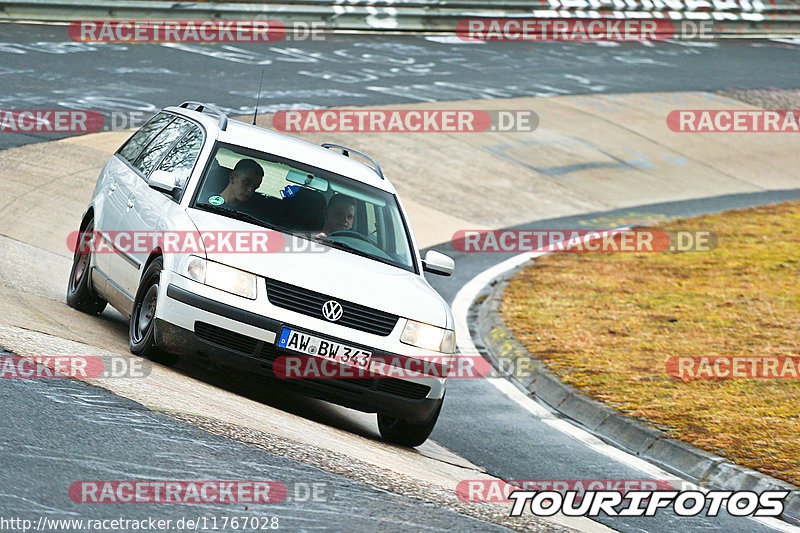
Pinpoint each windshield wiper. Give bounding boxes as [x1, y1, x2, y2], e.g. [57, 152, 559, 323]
[322, 239, 397, 269]
[195, 203, 282, 232]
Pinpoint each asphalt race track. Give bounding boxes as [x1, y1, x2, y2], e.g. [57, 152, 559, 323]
[0, 363, 511, 532]
[2, 22, 800, 151]
[1, 21, 799, 532]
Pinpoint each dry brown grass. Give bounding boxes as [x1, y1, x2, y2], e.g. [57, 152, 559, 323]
[502, 200, 800, 485]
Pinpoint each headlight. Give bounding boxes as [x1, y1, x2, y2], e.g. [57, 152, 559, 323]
[186, 256, 257, 300]
[400, 319, 455, 353]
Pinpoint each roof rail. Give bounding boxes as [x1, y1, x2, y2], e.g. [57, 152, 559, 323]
[179, 101, 228, 131]
[321, 143, 384, 179]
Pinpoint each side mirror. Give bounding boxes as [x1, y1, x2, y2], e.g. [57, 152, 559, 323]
[148, 170, 178, 195]
[422, 250, 455, 277]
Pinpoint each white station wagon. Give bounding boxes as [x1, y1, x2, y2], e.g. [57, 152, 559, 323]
[66, 102, 456, 446]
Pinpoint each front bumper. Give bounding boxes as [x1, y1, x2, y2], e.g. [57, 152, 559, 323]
[155, 279, 445, 423]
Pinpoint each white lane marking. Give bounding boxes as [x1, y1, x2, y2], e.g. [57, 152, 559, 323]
[762, 518, 800, 533]
[770, 38, 800, 46]
[425, 35, 486, 44]
[451, 230, 800, 532]
[487, 376, 667, 479]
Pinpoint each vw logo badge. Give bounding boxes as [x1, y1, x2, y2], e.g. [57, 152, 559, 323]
[322, 300, 343, 322]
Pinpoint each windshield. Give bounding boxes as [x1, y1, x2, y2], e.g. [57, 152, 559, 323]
[192, 142, 416, 273]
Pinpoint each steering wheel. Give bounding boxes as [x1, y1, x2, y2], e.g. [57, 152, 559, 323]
[327, 230, 372, 243]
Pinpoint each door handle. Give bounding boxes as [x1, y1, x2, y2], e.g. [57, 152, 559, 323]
[109, 182, 117, 192]
[126, 198, 135, 209]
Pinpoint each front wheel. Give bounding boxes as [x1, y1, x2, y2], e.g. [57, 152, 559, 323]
[129, 257, 177, 366]
[377, 396, 444, 447]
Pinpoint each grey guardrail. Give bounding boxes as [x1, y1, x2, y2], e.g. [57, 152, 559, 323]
[1, 0, 799, 36]
[470, 265, 800, 525]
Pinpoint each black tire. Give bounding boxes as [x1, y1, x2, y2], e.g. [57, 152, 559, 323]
[66, 217, 107, 315]
[377, 396, 444, 447]
[129, 257, 178, 366]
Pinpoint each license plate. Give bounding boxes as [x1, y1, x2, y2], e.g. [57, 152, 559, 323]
[277, 328, 371, 369]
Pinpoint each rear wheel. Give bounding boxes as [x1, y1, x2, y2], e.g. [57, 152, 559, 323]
[66, 217, 107, 314]
[378, 396, 443, 447]
[129, 257, 178, 366]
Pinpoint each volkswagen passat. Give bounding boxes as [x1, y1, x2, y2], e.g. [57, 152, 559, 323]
[66, 102, 456, 446]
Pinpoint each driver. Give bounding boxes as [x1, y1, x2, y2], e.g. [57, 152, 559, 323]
[316, 194, 356, 237]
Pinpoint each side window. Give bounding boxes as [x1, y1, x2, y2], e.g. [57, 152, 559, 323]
[133, 118, 191, 177]
[118, 113, 172, 163]
[154, 126, 204, 194]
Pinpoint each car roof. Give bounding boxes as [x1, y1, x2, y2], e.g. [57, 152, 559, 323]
[165, 106, 396, 194]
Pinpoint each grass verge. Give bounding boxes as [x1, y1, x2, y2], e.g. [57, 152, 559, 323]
[501, 200, 800, 485]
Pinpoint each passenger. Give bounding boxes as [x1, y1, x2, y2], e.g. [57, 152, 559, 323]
[218, 159, 264, 208]
[316, 194, 356, 237]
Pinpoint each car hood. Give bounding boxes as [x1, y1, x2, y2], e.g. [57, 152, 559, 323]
[186, 208, 449, 328]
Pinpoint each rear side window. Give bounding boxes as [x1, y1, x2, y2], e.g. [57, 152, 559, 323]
[154, 125, 204, 193]
[133, 118, 192, 177]
[118, 113, 172, 163]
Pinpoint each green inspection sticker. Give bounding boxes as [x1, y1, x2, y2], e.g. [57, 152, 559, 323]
[208, 195, 224, 206]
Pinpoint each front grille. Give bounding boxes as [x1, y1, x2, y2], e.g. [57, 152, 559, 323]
[255, 342, 282, 363]
[195, 322, 259, 354]
[261, 343, 430, 400]
[375, 378, 430, 400]
[260, 342, 373, 394]
[265, 279, 398, 336]
[193, 324, 430, 401]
